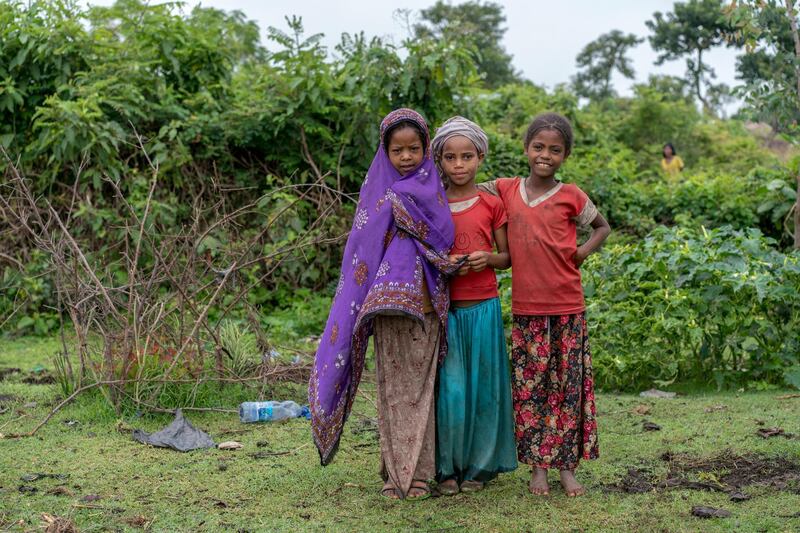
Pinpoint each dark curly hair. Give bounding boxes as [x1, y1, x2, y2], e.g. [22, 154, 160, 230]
[523, 112, 574, 154]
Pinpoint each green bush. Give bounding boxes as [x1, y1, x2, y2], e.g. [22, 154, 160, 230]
[649, 166, 796, 245]
[0, 250, 58, 335]
[585, 225, 800, 391]
[2, 0, 799, 402]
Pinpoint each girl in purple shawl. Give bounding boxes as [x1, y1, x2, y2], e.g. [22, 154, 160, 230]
[309, 109, 460, 500]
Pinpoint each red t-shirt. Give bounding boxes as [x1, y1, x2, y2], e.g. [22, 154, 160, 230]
[495, 178, 594, 315]
[448, 192, 507, 301]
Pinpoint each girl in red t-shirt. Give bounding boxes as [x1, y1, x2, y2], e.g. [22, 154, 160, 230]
[430, 116, 518, 496]
[480, 113, 611, 497]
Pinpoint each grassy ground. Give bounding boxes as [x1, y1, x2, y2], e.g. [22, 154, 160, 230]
[1, 337, 799, 532]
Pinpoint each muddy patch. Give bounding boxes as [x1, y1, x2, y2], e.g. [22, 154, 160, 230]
[606, 452, 800, 495]
[0, 368, 21, 381]
[22, 372, 56, 385]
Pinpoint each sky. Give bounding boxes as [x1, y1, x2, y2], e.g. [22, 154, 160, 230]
[85, 0, 743, 99]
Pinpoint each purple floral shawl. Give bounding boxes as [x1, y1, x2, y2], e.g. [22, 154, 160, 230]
[309, 109, 459, 465]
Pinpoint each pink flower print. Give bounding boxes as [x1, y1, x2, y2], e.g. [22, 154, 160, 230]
[539, 444, 551, 456]
[548, 393, 561, 408]
[537, 344, 549, 357]
[520, 410, 535, 425]
[523, 366, 536, 380]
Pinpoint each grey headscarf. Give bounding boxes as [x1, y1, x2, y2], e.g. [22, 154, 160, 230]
[431, 116, 489, 162]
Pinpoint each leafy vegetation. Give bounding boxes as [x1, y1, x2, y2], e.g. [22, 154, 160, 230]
[1, 0, 799, 392]
[573, 31, 643, 101]
[411, 0, 519, 88]
[585, 226, 800, 390]
[646, 0, 736, 113]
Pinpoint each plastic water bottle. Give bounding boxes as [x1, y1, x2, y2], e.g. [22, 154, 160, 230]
[239, 401, 305, 423]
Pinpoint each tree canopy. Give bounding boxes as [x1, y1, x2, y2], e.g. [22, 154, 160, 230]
[572, 30, 643, 101]
[412, 0, 519, 88]
[646, 0, 736, 113]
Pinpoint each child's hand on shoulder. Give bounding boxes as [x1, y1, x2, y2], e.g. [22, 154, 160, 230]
[467, 251, 490, 272]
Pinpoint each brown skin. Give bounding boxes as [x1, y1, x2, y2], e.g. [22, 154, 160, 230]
[386, 126, 424, 176]
[382, 125, 432, 500]
[441, 135, 485, 190]
[663, 144, 674, 163]
[524, 129, 610, 497]
[525, 129, 610, 270]
[440, 135, 510, 309]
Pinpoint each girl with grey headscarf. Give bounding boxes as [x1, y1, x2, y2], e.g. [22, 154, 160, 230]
[432, 116, 518, 496]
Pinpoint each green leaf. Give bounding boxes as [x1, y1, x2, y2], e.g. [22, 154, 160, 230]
[16, 316, 35, 330]
[783, 366, 800, 390]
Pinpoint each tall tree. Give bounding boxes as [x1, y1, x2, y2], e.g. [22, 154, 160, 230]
[646, 0, 734, 112]
[727, 0, 800, 249]
[729, 1, 800, 128]
[412, 0, 518, 88]
[572, 30, 643, 101]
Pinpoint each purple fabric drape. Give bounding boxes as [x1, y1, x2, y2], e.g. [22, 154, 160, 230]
[309, 109, 459, 465]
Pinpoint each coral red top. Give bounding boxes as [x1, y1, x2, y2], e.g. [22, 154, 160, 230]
[491, 177, 597, 315]
[448, 192, 507, 301]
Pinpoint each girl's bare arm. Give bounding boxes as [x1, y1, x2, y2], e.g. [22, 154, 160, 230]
[490, 224, 510, 269]
[575, 213, 610, 267]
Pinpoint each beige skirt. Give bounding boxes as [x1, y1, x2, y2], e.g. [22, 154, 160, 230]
[373, 312, 440, 498]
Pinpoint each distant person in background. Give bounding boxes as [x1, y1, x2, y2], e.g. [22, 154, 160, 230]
[660, 143, 684, 177]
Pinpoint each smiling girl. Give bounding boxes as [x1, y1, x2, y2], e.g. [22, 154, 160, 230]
[479, 112, 610, 497]
[431, 116, 517, 496]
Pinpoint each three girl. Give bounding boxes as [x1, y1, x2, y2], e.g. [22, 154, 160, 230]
[310, 109, 609, 500]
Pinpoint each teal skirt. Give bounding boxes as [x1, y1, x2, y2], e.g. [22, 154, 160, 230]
[436, 297, 518, 483]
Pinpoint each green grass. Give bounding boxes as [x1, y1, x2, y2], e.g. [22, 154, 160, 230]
[1, 337, 799, 532]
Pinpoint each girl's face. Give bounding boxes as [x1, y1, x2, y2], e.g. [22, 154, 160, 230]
[663, 145, 674, 157]
[525, 129, 567, 179]
[440, 135, 484, 187]
[386, 126, 424, 176]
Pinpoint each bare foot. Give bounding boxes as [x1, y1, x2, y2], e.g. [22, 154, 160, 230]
[438, 478, 459, 496]
[380, 480, 400, 499]
[559, 469, 585, 497]
[529, 467, 549, 495]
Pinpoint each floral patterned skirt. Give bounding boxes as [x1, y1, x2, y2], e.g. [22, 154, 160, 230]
[511, 313, 599, 470]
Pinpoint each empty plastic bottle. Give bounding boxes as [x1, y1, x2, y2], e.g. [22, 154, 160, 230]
[239, 400, 306, 423]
